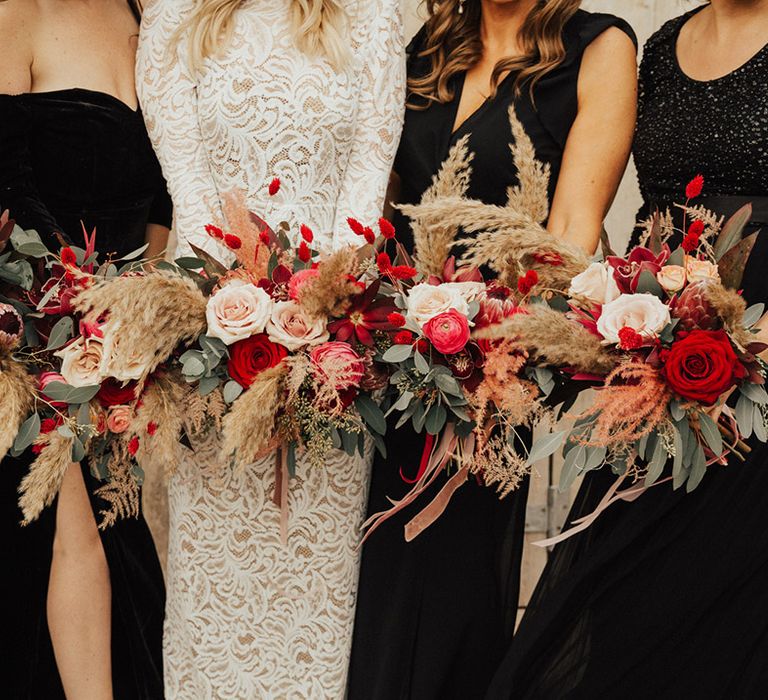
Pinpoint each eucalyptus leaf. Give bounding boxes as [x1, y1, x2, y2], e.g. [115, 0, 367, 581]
[175, 256, 206, 270]
[412, 401, 427, 433]
[698, 412, 724, 457]
[183, 356, 206, 377]
[434, 373, 463, 397]
[355, 394, 387, 435]
[736, 393, 755, 439]
[635, 269, 664, 298]
[385, 390, 414, 416]
[413, 351, 430, 375]
[743, 303, 765, 329]
[199, 375, 220, 396]
[671, 425, 684, 484]
[57, 424, 75, 439]
[686, 442, 707, 492]
[424, 403, 447, 436]
[76, 402, 91, 429]
[223, 380, 243, 404]
[526, 429, 568, 466]
[341, 429, 358, 456]
[667, 247, 685, 267]
[42, 381, 100, 404]
[35, 281, 61, 311]
[46, 316, 74, 351]
[741, 383, 768, 405]
[395, 400, 419, 429]
[382, 343, 413, 363]
[371, 433, 387, 458]
[116, 243, 150, 261]
[71, 437, 86, 463]
[13, 413, 41, 452]
[584, 445, 607, 471]
[15, 241, 50, 258]
[330, 427, 342, 450]
[559, 443, 587, 492]
[670, 399, 686, 422]
[754, 403, 768, 443]
[646, 435, 668, 486]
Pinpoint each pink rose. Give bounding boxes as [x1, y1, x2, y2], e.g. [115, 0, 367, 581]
[423, 309, 471, 355]
[288, 268, 319, 300]
[39, 371, 67, 408]
[266, 300, 329, 350]
[106, 405, 133, 434]
[310, 341, 365, 391]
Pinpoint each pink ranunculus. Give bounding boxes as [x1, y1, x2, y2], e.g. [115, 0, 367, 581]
[288, 268, 320, 300]
[39, 371, 67, 408]
[309, 341, 366, 391]
[423, 309, 471, 355]
[106, 405, 133, 434]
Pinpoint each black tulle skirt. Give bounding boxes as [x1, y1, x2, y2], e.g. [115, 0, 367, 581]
[348, 423, 529, 700]
[486, 441, 768, 699]
[2, 453, 165, 699]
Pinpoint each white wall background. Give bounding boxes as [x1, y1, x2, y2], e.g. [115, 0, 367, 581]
[399, 0, 698, 252]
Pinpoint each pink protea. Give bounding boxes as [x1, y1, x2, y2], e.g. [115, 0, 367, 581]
[0, 303, 23, 348]
[671, 280, 720, 332]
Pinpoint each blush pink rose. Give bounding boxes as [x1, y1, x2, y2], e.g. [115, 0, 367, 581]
[288, 268, 320, 300]
[310, 341, 365, 391]
[423, 309, 471, 355]
[106, 405, 133, 434]
[39, 371, 67, 409]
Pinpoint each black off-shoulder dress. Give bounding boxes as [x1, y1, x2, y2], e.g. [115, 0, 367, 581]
[347, 12, 636, 700]
[0, 88, 170, 699]
[486, 9, 768, 699]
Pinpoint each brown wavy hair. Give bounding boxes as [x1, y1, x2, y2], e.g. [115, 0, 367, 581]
[409, 0, 581, 108]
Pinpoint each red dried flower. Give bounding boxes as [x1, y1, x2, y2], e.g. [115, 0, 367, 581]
[299, 224, 314, 243]
[268, 177, 281, 196]
[347, 217, 365, 235]
[363, 227, 376, 245]
[388, 265, 417, 280]
[60, 247, 77, 267]
[259, 229, 271, 246]
[682, 233, 698, 253]
[532, 251, 563, 266]
[224, 234, 242, 249]
[517, 270, 539, 296]
[688, 220, 705, 238]
[618, 326, 645, 351]
[387, 312, 406, 327]
[205, 224, 224, 240]
[377, 252, 392, 274]
[378, 217, 396, 239]
[685, 174, 704, 199]
[298, 241, 311, 263]
[394, 330, 413, 345]
[416, 339, 429, 353]
[147, 422, 158, 436]
[128, 435, 140, 456]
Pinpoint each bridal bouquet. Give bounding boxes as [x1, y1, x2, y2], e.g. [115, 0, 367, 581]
[176, 188, 406, 475]
[0, 210, 199, 526]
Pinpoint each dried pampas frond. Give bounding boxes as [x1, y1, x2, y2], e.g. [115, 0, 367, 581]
[474, 305, 618, 376]
[221, 364, 287, 468]
[220, 191, 269, 279]
[95, 443, 140, 529]
[699, 280, 753, 348]
[506, 106, 550, 223]
[18, 433, 74, 524]
[74, 271, 207, 382]
[298, 247, 361, 320]
[0, 354, 35, 461]
[468, 434, 530, 499]
[133, 374, 187, 477]
[408, 134, 474, 277]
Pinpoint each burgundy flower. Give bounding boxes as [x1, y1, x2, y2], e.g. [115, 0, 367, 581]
[607, 245, 671, 293]
[327, 280, 397, 346]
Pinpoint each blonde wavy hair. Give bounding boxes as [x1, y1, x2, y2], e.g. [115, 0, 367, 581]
[409, 0, 581, 107]
[183, 0, 349, 70]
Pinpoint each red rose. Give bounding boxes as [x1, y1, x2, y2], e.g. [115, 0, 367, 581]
[97, 378, 139, 407]
[663, 329, 746, 405]
[228, 333, 288, 388]
[423, 309, 470, 355]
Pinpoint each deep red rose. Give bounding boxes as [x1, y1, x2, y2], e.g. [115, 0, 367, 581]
[228, 333, 288, 388]
[97, 378, 139, 407]
[663, 329, 746, 405]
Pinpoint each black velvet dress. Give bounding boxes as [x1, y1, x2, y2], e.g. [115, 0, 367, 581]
[347, 13, 636, 700]
[0, 88, 170, 699]
[486, 10, 768, 699]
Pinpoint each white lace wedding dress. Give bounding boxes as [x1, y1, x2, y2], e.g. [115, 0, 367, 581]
[136, 2, 404, 697]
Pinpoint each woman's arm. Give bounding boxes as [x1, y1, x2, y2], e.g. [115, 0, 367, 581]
[136, 0, 226, 261]
[547, 27, 638, 254]
[331, 0, 406, 249]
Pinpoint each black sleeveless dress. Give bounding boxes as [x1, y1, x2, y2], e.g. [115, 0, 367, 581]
[485, 10, 768, 699]
[347, 13, 636, 700]
[0, 89, 170, 699]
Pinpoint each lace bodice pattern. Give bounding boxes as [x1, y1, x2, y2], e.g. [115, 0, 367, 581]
[137, 0, 405, 256]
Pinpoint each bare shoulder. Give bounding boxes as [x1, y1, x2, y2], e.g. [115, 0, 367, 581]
[0, 0, 39, 93]
[582, 25, 637, 74]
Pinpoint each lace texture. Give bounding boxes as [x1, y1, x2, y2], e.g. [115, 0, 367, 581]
[137, 1, 404, 696]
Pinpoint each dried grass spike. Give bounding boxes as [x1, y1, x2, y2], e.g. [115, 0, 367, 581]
[0, 354, 35, 461]
[18, 433, 74, 524]
[298, 247, 361, 320]
[506, 106, 550, 223]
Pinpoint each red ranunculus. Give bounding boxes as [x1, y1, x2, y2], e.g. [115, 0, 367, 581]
[663, 329, 747, 405]
[97, 378, 139, 407]
[423, 309, 470, 355]
[228, 333, 288, 388]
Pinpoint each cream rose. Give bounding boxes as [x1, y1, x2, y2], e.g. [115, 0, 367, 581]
[568, 262, 621, 306]
[441, 281, 487, 303]
[406, 283, 470, 327]
[686, 259, 721, 284]
[99, 322, 151, 382]
[206, 279, 273, 345]
[656, 265, 687, 293]
[266, 300, 330, 351]
[596, 293, 671, 345]
[55, 336, 105, 387]
[106, 405, 133, 434]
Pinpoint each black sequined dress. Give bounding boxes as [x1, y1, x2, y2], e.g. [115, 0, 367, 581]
[348, 12, 636, 700]
[486, 9, 768, 699]
[0, 88, 170, 699]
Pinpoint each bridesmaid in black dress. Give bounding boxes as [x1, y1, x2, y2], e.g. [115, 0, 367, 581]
[348, 1, 636, 697]
[486, 3, 768, 698]
[0, 1, 169, 698]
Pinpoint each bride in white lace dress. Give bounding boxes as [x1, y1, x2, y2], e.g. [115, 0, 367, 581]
[136, 1, 404, 696]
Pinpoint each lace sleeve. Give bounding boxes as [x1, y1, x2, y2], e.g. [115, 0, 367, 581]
[332, 0, 406, 249]
[136, 1, 228, 261]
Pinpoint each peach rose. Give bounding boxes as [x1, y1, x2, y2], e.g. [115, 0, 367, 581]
[106, 405, 133, 434]
[568, 262, 621, 306]
[686, 258, 721, 284]
[54, 336, 105, 387]
[206, 279, 273, 345]
[266, 300, 329, 351]
[656, 265, 687, 293]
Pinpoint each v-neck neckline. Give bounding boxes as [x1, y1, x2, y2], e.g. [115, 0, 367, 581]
[450, 70, 514, 139]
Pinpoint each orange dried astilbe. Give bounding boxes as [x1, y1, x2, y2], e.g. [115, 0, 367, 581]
[220, 191, 269, 279]
[577, 360, 672, 447]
